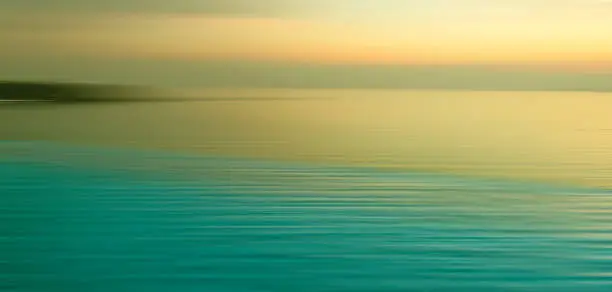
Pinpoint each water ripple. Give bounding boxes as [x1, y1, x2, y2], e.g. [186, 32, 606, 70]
[2, 143, 612, 291]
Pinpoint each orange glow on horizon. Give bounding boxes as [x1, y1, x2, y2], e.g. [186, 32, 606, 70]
[81, 16, 612, 67]
[3, 12, 611, 73]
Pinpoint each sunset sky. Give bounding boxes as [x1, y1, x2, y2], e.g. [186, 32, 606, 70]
[2, 0, 612, 88]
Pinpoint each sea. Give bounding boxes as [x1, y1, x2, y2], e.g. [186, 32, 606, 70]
[2, 89, 612, 291]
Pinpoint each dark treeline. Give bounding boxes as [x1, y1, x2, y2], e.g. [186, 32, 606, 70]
[0, 81, 151, 103]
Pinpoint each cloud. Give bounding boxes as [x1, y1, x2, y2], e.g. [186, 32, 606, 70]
[0, 12, 352, 61]
[0, 12, 303, 58]
[0, 0, 300, 57]
[0, 0, 289, 16]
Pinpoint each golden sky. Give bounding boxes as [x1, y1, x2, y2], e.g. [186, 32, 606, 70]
[2, 0, 612, 88]
[2, 1, 612, 67]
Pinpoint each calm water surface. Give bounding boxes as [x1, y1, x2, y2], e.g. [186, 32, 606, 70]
[2, 89, 612, 186]
[2, 90, 612, 291]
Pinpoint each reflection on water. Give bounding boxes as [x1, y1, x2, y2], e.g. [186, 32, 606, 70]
[2, 142, 612, 291]
[1, 89, 612, 186]
[3, 90, 612, 291]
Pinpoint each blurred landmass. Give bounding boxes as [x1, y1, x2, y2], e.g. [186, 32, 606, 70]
[0, 81, 154, 103]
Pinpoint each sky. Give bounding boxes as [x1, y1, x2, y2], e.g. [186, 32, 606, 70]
[2, 0, 612, 89]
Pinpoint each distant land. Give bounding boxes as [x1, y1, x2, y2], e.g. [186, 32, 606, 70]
[2, 60, 612, 92]
[175, 63, 612, 92]
[0, 81, 155, 103]
[3, 61, 612, 101]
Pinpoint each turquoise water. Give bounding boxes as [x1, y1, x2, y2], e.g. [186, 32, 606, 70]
[3, 142, 612, 291]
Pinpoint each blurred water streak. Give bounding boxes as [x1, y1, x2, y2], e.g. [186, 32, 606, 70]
[3, 90, 612, 291]
[2, 90, 612, 187]
[2, 142, 612, 291]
